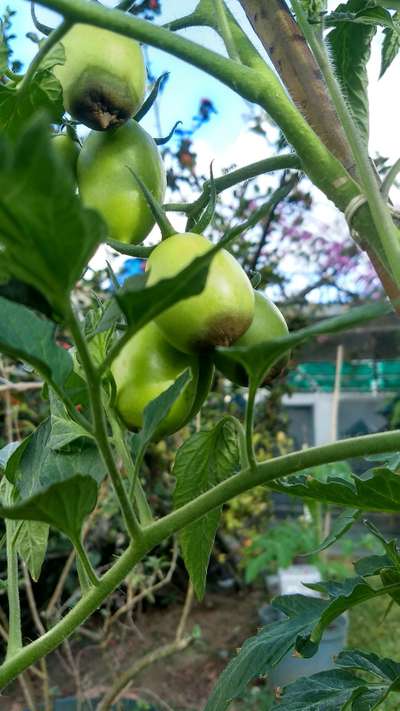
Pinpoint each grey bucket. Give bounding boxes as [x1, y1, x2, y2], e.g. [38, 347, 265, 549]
[258, 604, 348, 689]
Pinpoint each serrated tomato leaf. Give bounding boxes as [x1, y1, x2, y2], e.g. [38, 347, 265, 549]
[173, 418, 240, 600]
[204, 595, 328, 711]
[273, 649, 400, 710]
[327, 0, 376, 146]
[380, 12, 400, 77]
[270, 466, 400, 513]
[0, 114, 106, 315]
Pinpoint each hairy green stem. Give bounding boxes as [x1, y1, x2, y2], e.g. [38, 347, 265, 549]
[67, 305, 142, 542]
[18, 20, 71, 93]
[245, 384, 257, 469]
[5, 520, 22, 661]
[1, 428, 400, 685]
[292, 0, 400, 284]
[215, 0, 240, 61]
[107, 239, 154, 258]
[165, 154, 301, 214]
[382, 156, 400, 201]
[107, 406, 153, 524]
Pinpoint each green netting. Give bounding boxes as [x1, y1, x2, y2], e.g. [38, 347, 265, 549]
[287, 360, 400, 392]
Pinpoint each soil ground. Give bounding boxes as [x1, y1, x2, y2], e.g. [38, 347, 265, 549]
[4, 589, 266, 711]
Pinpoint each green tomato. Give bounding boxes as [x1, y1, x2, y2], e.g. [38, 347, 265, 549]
[111, 321, 210, 438]
[52, 133, 80, 178]
[214, 291, 289, 386]
[54, 24, 146, 131]
[77, 120, 166, 244]
[146, 233, 255, 354]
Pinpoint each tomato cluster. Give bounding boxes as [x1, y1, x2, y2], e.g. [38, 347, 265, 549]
[54, 26, 289, 437]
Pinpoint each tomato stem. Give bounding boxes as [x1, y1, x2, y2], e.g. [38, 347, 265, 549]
[66, 303, 143, 543]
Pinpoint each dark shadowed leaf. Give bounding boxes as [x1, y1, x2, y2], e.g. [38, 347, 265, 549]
[0, 114, 106, 315]
[0, 297, 72, 389]
[0, 42, 64, 138]
[173, 418, 240, 600]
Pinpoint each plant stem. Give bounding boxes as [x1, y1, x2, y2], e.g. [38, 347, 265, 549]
[107, 406, 154, 524]
[66, 304, 142, 543]
[5, 520, 22, 661]
[73, 538, 100, 588]
[2, 428, 400, 685]
[165, 155, 301, 214]
[382, 156, 400, 201]
[245, 383, 257, 469]
[18, 20, 71, 93]
[291, 0, 400, 285]
[215, 0, 240, 61]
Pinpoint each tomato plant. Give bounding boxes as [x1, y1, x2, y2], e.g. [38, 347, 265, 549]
[0, 1, 400, 710]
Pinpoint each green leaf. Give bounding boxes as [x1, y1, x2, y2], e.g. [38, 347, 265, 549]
[0, 43, 65, 139]
[173, 418, 240, 601]
[354, 553, 392, 577]
[0, 475, 98, 541]
[327, 0, 377, 146]
[0, 114, 106, 316]
[136, 369, 192, 449]
[380, 12, 400, 77]
[274, 649, 400, 710]
[270, 466, 400, 513]
[273, 669, 365, 709]
[8, 419, 106, 497]
[16, 520, 49, 581]
[204, 595, 327, 711]
[48, 389, 93, 450]
[0, 296, 72, 389]
[300, 578, 375, 655]
[306, 509, 362, 555]
[216, 300, 392, 387]
[336, 649, 400, 684]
